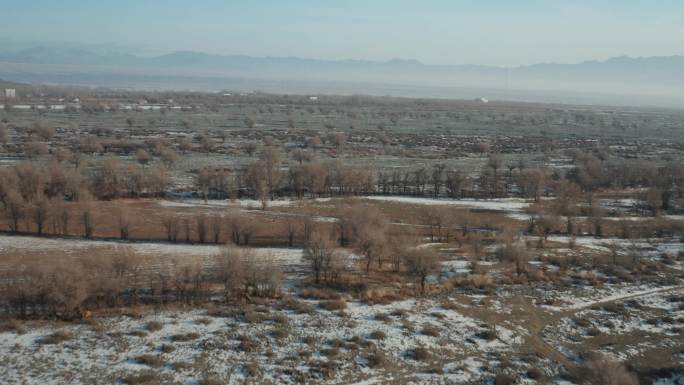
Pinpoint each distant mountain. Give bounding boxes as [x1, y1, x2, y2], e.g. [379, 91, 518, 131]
[0, 45, 683, 108]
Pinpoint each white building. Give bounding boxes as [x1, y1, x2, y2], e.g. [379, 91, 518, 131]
[4, 89, 16, 99]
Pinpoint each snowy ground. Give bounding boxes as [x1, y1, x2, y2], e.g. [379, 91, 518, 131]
[542, 286, 684, 365]
[0, 298, 526, 385]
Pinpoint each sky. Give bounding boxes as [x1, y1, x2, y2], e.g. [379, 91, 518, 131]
[1, 0, 683, 67]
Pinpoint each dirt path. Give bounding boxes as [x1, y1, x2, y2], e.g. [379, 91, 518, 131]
[532, 284, 684, 369]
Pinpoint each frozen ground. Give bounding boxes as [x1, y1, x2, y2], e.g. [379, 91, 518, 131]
[543, 286, 684, 366]
[159, 198, 332, 209]
[362, 196, 531, 213]
[0, 298, 526, 385]
[158, 196, 534, 219]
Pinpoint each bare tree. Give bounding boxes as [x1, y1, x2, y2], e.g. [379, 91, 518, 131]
[196, 214, 207, 243]
[31, 193, 49, 235]
[4, 189, 24, 233]
[117, 207, 131, 240]
[582, 355, 638, 385]
[159, 147, 178, 168]
[210, 214, 222, 244]
[303, 231, 335, 283]
[161, 214, 179, 242]
[403, 247, 440, 293]
[136, 149, 152, 168]
[216, 246, 247, 300]
[496, 240, 529, 277]
[49, 198, 69, 235]
[79, 196, 95, 239]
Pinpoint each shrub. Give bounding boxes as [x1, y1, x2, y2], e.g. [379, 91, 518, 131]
[122, 370, 160, 385]
[238, 337, 257, 352]
[367, 350, 390, 369]
[369, 330, 387, 340]
[135, 354, 164, 368]
[271, 327, 289, 340]
[477, 328, 498, 341]
[495, 373, 515, 385]
[300, 288, 341, 300]
[574, 318, 591, 328]
[579, 356, 638, 385]
[280, 298, 314, 314]
[129, 330, 148, 338]
[199, 376, 222, 385]
[145, 320, 163, 332]
[421, 323, 440, 337]
[245, 361, 259, 377]
[430, 312, 446, 320]
[171, 332, 200, 342]
[171, 362, 193, 371]
[320, 300, 346, 310]
[243, 308, 264, 324]
[412, 346, 431, 361]
[41, 330, 73, 344]
[271, 314, 289, 325]
[327, 338, 345, 348]
[527, 367, 543, 379]
[401, 319, 415, 332]
[0, 319, 26, 334]
[322, 347, 339, 357]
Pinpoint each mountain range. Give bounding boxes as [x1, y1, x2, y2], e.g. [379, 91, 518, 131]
[1, 45, 683, 108]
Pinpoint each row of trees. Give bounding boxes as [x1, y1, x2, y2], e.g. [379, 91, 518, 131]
[0, 246, 283, 319]
[2, 144, 682, 212]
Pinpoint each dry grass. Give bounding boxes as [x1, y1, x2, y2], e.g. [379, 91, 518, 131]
[319, 299, 347, 310]
[412, 346, 431, 361]
[145, 320, 163, 332]
[135, 354, 164, 368]
[122, 370, 160, 385]
[41, 330, 73, 344]
[421, 323, 440, 337]
[171, 332, 200, 342]
[369, 330, 387, 340]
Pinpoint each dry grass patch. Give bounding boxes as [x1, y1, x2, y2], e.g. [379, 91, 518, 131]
[171, 332, 200, 342]
[135, 354, 164, 368]
[369, 330, 387, 340]
[145, 320, 163, 332]
[122, 370, 160, 385]
[421, 323, 440, 337]
[319, 300, 347, 311]
[41, 330, 73, 344]
[412, 346, 431, 361]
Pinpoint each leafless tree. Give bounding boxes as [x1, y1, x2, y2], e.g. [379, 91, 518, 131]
[4, 189, 24, 232]
[79, 195, 95, 238]
[136, 149, 152, 168]
[30, 193, 49, 235]
[496, 240, 529, 277]
[210, 214, 222, 244]
[403, 247, 440, 293]
[161, 214, 179, 242]
[117, 207, 131, 240]
[303, 231, 336, 283]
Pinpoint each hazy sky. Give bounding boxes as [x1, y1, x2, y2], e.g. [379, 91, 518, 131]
[2, 0, 683, 66]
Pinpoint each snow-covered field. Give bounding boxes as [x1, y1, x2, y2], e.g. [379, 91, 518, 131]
[543, 286, 684, 364]
[362, 196, 532, 213]
[0, 298, 525, 385]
